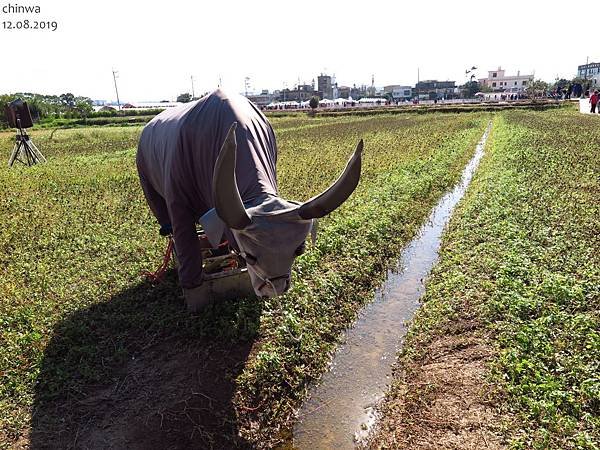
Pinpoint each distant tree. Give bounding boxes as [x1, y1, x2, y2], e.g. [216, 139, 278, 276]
[1, 92, 99, 126]
[549, 78, 570, 97]
[526, 79, 550, 100]
[0, 94, 13, 127]
[28, 97, 47, 120]
[75, 98, 93, 118]
[553, 78, 569, 89]
[177, 93, 192, 103]
[460, 81, 481, 98]
[59, 93, 76, 109]
[308, 95, 319, 117]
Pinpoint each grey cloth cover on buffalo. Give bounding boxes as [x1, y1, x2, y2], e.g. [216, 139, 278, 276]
[136, 89, 278, 289]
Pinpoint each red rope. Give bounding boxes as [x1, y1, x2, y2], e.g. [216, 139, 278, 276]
[142, 235, 233, 284]
[142, 237, 174, 284]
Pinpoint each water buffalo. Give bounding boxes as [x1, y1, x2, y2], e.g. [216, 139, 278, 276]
[136, 89, 362, 301]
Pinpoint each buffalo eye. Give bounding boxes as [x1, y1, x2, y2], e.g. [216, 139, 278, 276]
[243, 252, 257, 265]
[294, 242, 306, 256]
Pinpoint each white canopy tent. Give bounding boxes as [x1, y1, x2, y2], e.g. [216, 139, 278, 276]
[357, 97, 386, 104]
[265, 101, 301, 109]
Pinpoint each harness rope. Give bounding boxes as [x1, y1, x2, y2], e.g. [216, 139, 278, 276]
[142, 236, 174, 284]
[142, 235, 232, 284]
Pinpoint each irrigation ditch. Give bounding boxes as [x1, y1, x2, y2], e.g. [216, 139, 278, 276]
[292, 122, 492, 449]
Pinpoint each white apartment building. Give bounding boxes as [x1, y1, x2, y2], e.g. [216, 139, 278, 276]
[577, 62, 600, 79]
[383, 85, 412, 101]
[479, 67, 533, 92]
[577, 62, 600, 90]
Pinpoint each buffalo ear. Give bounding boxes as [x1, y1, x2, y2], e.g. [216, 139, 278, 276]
[213, 122, 252, 230]
[298, 139, 363, 219]
[199, 208, 226, 248]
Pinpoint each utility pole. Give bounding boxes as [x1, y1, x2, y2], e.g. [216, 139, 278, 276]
[371, 74, 374, 96]
[112, 69, 121, 110]
[417, 67, 420, 103]
[191, 75, 195, 99]
[244, 76, 250, 97]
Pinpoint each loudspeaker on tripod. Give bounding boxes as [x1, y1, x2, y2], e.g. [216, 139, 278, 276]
[5, 99, 46, 168]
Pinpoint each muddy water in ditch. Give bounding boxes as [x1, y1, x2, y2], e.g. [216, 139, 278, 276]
[292, 123, 491, 449]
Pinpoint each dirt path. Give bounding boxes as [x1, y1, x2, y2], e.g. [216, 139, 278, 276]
[363, 320, 505, 449]
[27, 335, 254, 449]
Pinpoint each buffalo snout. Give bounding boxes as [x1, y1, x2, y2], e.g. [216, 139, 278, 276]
[254, 274, 291, 298]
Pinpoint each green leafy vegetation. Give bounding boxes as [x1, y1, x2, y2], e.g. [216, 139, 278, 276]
[0, 112, 488, 447]
[370, 109, 599, 449]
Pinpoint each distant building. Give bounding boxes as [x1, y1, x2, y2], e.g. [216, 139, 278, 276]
[479, 67, 532, 92]
[577, 62, 600, 79]
[414, 80, 457, 100]
[281, 84, 315, 102]
[588, 76, 600, 90]
[246, 90, 277, 107]
[577, 62, 600, 90]
[338, 85, 352, 99]
[349, 84, 368, 100]
[317, 74, 333, 99]
[383, 85, 413, 101]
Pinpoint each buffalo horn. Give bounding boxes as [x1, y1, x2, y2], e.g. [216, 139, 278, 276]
[298, 139, 363, 220]
[213, 122, 251, 230]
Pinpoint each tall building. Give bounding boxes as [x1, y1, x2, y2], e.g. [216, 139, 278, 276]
[577, 62, 600, 89]
[479, 67, 533, 92]
[317, 74, 333, 99]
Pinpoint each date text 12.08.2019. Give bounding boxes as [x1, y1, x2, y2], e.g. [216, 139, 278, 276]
[1, 4, 58, 31]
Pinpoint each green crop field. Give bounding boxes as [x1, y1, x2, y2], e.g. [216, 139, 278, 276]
[0, 112, 490, 448]
[368, 109, 599, 450]
[3, 107, 597, 449]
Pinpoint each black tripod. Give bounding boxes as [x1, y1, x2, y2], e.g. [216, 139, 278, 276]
[8, 118, 46, 167]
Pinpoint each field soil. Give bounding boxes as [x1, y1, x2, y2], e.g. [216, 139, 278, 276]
[31, 333, 254, 449]
[363, 307, 505, 449]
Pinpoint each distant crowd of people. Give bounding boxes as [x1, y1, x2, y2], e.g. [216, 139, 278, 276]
[554, 83, 583, 100]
